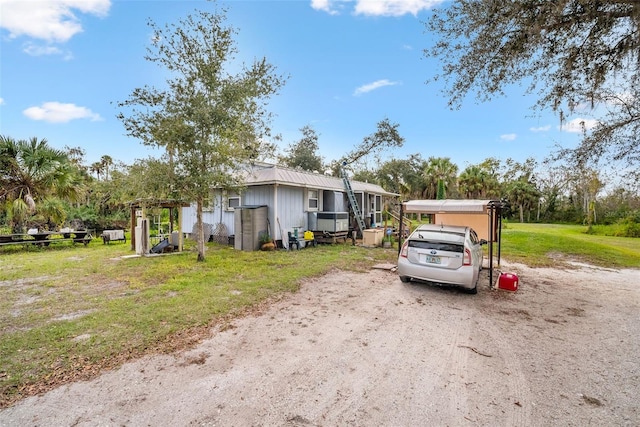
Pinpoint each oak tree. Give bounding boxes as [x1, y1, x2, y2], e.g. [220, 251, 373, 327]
[118, 4, 286, 261]
[280, 125, 324, 172]
[424, 1, 640, 168]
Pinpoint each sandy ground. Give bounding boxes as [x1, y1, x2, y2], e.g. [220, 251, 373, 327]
[1, 261, 639, 426]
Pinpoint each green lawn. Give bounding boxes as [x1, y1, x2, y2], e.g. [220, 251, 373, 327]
[499, 222, 640, 268]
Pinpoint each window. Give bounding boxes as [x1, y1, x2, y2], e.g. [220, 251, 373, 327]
[470, 229, 479, 245]
[354, 192, 364, 212]
[307, 189, 319, 211]
[226, 192, 241, 211]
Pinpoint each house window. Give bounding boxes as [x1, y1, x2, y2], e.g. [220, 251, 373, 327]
[226, 192, 241, 211]
[307, 189, 319, 211]
[354, 192, 364, 213]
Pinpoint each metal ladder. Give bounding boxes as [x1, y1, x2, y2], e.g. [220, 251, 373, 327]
[341, 165, 366, 233]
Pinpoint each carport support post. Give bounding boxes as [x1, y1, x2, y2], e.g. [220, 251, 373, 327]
[130, 205, 136, 251]
[497, 206, 503, 265]
[488, 205, 495, 288]
[487, 200, 506, 289]
[398, 201, 405, 256]
[178, 207, 184, 252]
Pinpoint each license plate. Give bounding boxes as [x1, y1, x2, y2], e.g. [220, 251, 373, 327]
[424, 255, 441, 264]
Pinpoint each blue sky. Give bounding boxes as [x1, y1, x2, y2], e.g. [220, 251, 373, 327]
[0, 0, 594, 171]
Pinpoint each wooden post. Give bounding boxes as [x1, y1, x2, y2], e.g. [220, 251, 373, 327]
[130, 205, 136, 251]
[178, 205, 183, 252]
[398, 201, 405, 255]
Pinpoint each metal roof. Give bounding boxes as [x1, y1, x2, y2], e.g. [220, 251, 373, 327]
[243, 164, 397, 196]
[128, 198, 191, 208]
[403, 199, 497, 213]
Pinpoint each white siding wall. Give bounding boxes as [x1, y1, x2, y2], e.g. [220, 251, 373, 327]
[242, 186, 272, 207]
[180, 183, 389, 241]
[275, 186, 305, 241]
[180, 192, 234, 237]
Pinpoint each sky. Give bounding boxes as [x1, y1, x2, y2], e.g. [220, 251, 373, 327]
[0, 0, 595, 172]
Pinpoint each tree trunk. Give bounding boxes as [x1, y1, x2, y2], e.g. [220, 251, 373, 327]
[196, 198, 206, 262]
[519, 204, 524, 223]
[436, 179, 445, 200]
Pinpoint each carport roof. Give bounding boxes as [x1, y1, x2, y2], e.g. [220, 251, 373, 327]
[402, 199, 498, 213]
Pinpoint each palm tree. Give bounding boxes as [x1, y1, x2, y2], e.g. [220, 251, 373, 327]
[458, 165, 488, 199]
[100, 155, 113, 181]
[424, 157, 458, 199]
[90, 162, 104, 180]
[0, 136, 82, 231]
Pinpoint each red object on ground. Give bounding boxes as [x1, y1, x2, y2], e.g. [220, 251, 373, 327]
[498, 272, 519, 291]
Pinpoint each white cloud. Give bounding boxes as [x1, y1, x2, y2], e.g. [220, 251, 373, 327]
[353, 79, 400, 96]
[560, 118, 599, 133]
[0, 0, 110, 43]
[530, 125, 551, 133]
[23, 42, 68, 57]
[0, 98, 4, 105]
[354, 0, 445, 16]
[24, 43, 74, 59]
[311, 0, 444, 16]
[23, 102, 102, 123]
[310, 0, 341, 15]
[500, 133, 517, 141]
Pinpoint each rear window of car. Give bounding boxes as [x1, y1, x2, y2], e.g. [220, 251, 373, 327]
[408, 240, 464, 253]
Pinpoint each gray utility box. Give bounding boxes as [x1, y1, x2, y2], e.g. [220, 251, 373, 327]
[323, 191, 346, 212]
[234, 205, 268, 251]
[317, 212, 349, 232]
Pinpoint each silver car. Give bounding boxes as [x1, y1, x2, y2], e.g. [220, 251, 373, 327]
[397, 224, 486, 294]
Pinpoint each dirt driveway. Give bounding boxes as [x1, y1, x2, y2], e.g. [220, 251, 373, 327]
[1, 261, 639, 426]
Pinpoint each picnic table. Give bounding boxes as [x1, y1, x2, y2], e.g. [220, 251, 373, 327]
[0, 230, 93, 247]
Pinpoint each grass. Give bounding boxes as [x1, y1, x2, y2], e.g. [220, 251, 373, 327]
[499, 222, 640, 268]
[0, 238, 397, 407]
[1, 224, 638, 407]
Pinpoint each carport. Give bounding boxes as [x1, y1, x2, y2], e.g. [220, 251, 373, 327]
[128, 198, 191, 253]
[398, 199, 507, 286]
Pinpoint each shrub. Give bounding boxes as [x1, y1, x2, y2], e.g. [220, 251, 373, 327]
[617, 215, 640, 238]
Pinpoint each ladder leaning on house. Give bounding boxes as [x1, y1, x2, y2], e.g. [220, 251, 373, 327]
[340, 164, 366, 233]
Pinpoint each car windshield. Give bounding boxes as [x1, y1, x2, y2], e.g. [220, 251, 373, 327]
[408, 240, 464, 253]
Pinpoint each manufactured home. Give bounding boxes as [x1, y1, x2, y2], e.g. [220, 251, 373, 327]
[181, 163, 397, 249]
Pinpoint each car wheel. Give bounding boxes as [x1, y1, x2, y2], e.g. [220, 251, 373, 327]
[465, 282, 478, 294]
[399, 276, 411, 283]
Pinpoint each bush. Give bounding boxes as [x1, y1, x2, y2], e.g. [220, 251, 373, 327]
[617, 215, 640, 238]
[97, 211, 129, 231]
